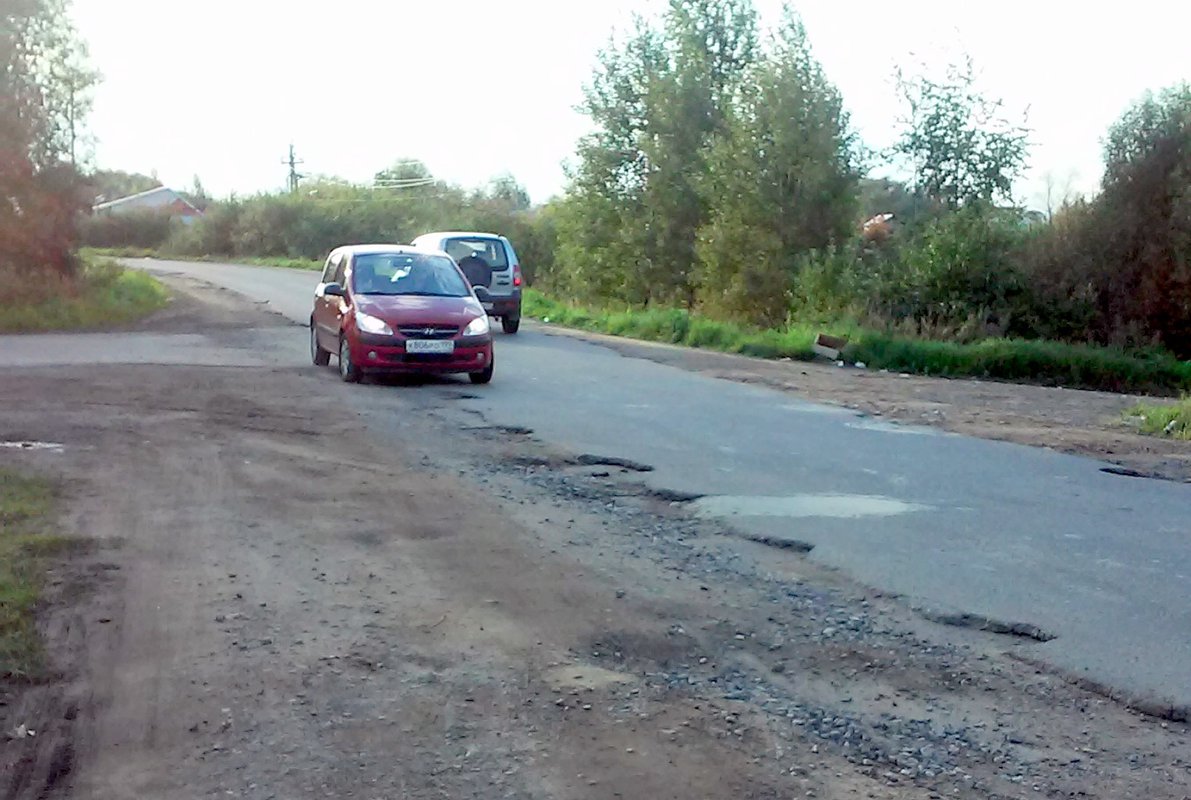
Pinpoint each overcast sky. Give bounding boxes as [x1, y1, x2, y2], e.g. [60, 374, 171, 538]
[70, 1, 1188, 209]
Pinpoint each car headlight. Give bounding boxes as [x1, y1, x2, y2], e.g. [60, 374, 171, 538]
[464, 315, 490, 336]
[355, 310, 393, 335]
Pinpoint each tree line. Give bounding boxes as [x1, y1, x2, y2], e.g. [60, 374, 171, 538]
[18, 0, 1189, 359]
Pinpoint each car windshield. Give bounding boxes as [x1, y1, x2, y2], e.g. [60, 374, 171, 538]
[351, 253, 470, 297]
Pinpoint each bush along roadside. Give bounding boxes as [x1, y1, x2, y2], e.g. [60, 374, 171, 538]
[0, 259, 169, 334]
[0, 469, 76, 680]
[524, 290, 1191, 396]
[64, 256, 1191, 396]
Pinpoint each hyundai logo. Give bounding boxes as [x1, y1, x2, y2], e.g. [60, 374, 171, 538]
[422, 328, 436, 337]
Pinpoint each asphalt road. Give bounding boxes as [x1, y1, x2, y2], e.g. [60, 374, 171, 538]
[82, 259, 1191, 711]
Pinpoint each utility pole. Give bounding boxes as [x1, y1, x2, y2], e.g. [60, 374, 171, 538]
[282, 143, 304, 193]
[67, 82, 76, 166]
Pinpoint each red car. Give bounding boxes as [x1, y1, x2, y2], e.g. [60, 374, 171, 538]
[310, 244, 495, 384]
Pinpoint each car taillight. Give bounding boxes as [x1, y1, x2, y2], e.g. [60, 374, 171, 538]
[513, 265, 522, 287]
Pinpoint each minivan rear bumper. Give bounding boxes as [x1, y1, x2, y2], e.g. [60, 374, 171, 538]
[481, 291, 521, 318]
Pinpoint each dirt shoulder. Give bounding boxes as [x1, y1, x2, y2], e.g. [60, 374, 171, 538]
[531, 323, 1191, 483]
[1, 281, 1187, 799]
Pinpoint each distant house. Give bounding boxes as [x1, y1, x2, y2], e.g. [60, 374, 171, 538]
[91, 186, 204, 225]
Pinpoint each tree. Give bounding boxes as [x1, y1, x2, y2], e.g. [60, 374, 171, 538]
[184, 174, 211, 211]
[483, 173, 531, 211]
[86, 169, 159, 203]
[374, 159, 433, 186]
[553, 0, 759, 307]
[640, 0, 758, 306]
[893, 57, 1030, 210]
[553, 16, 670, 303]
[695, 8, 859, 326]
[1094, 83, 1191, 354]
[0, 0, 99, 277]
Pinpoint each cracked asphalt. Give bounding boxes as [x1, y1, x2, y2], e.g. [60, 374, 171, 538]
[51, 258, 1191, 712]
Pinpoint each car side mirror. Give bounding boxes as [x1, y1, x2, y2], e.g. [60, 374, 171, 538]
[473, 286, 491, 302]
[322, 282, 345, 297]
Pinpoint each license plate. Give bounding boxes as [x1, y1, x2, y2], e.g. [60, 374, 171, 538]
[406, 339, 455, 354]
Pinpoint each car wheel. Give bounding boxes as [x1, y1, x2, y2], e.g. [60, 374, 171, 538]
[338, 335, 361, 383]
[311, 321, 331, 366]
[501, 315, 520, 335]
[470, 353, 494, 385]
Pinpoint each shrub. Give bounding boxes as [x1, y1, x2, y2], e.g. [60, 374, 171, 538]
[80, 211, 176, 250]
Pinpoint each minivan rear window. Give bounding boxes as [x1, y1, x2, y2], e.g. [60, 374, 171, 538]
[443, 238, 508, 270]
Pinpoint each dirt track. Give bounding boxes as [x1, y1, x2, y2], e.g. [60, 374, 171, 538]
[2, 280, 1189, 798]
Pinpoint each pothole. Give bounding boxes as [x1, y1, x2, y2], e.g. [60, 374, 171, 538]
[575, 454, 654, 472]
[692, 494, 930, 519]
[1099, 465, 1176, 482]
[640, 486, 704, 503]
[1, 440, 66, 453]
[462, 425, 533, 436]
[919, 610, 1057, 643]
[740, 533, 815, 553]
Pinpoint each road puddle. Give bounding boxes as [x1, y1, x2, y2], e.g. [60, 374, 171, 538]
[692, 493, 929, 519]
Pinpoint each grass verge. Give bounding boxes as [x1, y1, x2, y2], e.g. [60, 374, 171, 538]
[1127, 397, 1191, 439]
[524, 289, 1191, 395]
[524, 290, 829, 360]
[0, 469, 73, 680]
[84, 247, 323, 271]
[0, 259, 169, 334]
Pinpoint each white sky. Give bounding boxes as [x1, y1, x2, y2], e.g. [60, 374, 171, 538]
[70, 1, 1189, 209]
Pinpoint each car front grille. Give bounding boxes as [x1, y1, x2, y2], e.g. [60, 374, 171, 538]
[397, 325, 459, 339]
[381, 352, 456, 364]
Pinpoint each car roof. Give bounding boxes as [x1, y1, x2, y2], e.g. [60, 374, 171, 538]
[415, 231, 505, 241]
[334, 243, 449, 257]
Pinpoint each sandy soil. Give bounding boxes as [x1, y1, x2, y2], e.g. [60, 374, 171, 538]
[1, 280, 1188, 799]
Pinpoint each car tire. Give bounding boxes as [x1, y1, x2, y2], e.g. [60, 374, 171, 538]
[501, 315, 520, 335]
[311, 321, 331, 366]
[338, 335, 361, 383]
[470, 353, 494, 385]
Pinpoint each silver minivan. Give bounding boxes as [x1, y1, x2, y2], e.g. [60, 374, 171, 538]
[410, 231, 523, 333]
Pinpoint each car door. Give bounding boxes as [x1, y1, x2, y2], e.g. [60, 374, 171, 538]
[313, 251, 346, 347]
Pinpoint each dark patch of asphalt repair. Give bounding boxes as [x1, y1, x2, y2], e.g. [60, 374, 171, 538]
[86, 258, 1191, 716]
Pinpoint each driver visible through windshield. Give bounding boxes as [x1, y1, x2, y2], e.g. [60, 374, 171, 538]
[351, 252, 470, 297]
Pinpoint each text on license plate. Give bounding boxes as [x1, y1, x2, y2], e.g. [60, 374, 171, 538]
[406, 339, 455, 354]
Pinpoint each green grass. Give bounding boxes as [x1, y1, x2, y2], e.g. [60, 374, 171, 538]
[0, 469, 72, 680]
[524, 289, 830, 360]
[85, 247, 323, 271]
[82, 245, 156, 260]
[232, 255, 323, 271]
[0, 260, 169, 333]
[524, 289, 1191, 395]
[1127, 397, 1191, 439]
[848, 332, 1191, 394]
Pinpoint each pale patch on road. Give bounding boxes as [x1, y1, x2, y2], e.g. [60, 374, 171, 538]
[692, 493, 931, 519]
